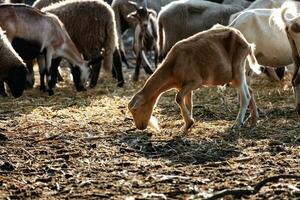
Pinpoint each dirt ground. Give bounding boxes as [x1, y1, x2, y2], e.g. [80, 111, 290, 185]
[0, 51, 300, 199]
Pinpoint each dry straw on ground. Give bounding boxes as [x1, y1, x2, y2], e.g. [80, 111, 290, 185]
[0, 61, 299, 199]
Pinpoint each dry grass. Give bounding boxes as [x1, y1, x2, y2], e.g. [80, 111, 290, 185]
[0, 62, 299, 199]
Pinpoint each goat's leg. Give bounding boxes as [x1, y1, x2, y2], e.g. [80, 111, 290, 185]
[248, 87, 258, 126]
[141, 50, 153, 75]
[120, 49, 131, 69]
[112, 49, 124, 87]
[42, 49, 55, 96]
[37, 55, 46, 92]
[133, 52, 142, 82]
[25, 60, 35, 89]
[234, 80, 251, 128]
[90, 60, 102, 88]
[176, 83, 198, 133]
[71, 64, 87, 92]
[0, 81, 8, 97]
[154, 43, 159, 68]
[185, 91, 193, 114]
[49, 58, 62, 89]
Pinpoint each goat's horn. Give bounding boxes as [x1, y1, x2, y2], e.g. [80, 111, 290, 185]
[128, 1, 139, 10]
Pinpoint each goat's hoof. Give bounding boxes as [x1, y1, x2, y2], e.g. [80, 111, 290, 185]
[179, 119, 194, 135]
[76, 86, 87, 92]
[0, 92, 8, 97]
[296, 103, 300, 115]
[89, 83, 96, 88]
[47, 90, 54, 96]
[40, 85, 46, 91]
[132, 76, 139, 82]
[117, 81, 124, 87]
[231, 122, 244, 130]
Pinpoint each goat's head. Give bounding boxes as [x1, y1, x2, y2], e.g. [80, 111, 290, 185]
[127, 1, 156, 31]
[5, 64, 28, 98]
[128, 93, 160, 132]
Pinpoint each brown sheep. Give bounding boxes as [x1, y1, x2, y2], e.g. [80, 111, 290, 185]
[41, 0, 121, 87]
[128, 25, 261, 133]
[0, 27, 27, 98]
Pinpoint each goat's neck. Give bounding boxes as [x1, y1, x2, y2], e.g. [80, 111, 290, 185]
[140, 66, 174, 103]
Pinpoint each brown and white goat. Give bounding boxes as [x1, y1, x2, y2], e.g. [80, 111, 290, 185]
[0, 27, 27, 98]
[0, 4, 90, 95]
[127, 1, 159, 81]
[128, 25, 261, 133]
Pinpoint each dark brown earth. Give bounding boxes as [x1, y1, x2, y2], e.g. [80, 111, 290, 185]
[0, 45, 300, 199]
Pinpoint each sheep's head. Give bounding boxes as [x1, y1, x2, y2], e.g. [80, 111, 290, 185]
[5, 64, 28, 98]
[127, 1, 156, 31]
[128, 93, 160, 132]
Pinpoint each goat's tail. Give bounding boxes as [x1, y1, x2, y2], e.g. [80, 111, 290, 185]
[102, 18, 118, 72]
[247, 44, 262, 75]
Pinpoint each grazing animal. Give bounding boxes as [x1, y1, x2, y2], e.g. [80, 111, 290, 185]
[128, 25, 261, 133]
[112, 0, 162, 67]
[42, 0, 122, 88]
[0, 27, 27, 98]
[278, 2, 300, 114]
[157, 0, 243, 60]
[0, 4, 91, 95]
[127, 1, 159, 81]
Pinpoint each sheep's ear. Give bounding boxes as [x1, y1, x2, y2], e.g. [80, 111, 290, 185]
[127, 11, 138, 19]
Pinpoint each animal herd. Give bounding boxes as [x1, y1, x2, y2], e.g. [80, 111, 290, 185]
[0, 0, 300, 132]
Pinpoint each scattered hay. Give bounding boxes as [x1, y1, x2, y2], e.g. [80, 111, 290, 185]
[0, 58, 299, 199]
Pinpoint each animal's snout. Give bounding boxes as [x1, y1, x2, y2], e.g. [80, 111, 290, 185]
[142, 23, 148, 30]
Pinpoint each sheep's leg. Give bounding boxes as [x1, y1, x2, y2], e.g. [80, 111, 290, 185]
[49, 58, 62, 89]
[112, 49, 124, 87]
[90, 60, 102, 88]
[0, 81, 8, 97]
[176, 83, 198, 133]
[234, 80, 251, 128]
[133, 52, 142, 82]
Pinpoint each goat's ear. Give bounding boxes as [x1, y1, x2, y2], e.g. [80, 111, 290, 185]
[131, 99, 141, 110]
[127, 11, 138, 19]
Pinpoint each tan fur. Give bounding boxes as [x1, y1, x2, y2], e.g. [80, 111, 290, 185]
[42, 0, 117, 72]
[129, 25, 259, 132]
[0, 27, 24, 80]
